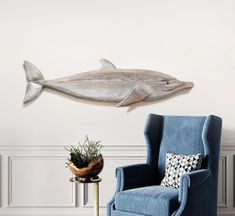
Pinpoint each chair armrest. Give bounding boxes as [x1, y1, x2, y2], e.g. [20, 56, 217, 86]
[115, 163, 157, 191]
[178, 169, 211, 201]
[182, 169, 211, 188]
[175, 169, 211, 216]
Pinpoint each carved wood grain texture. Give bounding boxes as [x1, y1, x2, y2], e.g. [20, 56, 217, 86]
[23, 59, 194, 106]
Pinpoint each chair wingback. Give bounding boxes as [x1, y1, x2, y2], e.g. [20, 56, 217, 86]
[144, 114, 222, 180]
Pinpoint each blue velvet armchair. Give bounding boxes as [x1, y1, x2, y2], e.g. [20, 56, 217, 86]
[107, 114, 222, 216]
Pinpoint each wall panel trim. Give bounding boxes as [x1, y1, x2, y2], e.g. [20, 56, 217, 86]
[7, 155, 76, 208]
[0, 144, 234, 215]
[218, 155, 228, 208]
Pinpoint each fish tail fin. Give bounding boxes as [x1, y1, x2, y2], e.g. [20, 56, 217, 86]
[23, 61, 45, 103]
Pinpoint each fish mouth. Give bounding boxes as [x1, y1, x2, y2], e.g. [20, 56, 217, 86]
[181, 81, 194, 89]
[164, 81, 194, 91]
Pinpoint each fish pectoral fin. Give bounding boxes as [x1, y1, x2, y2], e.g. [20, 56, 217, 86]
[116, 85, 152, 107]
[100, 58, 117, 70]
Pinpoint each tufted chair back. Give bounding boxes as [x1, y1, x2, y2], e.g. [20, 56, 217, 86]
[144, 114, 222, 182]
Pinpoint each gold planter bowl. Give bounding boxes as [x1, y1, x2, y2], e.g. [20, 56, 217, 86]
[69, 154, 104, 180]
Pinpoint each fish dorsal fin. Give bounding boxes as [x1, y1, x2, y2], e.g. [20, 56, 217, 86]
[100, 58, 116, 70]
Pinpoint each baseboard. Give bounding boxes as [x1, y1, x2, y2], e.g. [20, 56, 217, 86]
[0, 214, 104, 216]
[0, 211, 106, 216]
[218, 213, 235, 216]
[0, 212, 233, 216]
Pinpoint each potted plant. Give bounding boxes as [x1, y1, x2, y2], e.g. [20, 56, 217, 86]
[65, 135, 103, 180]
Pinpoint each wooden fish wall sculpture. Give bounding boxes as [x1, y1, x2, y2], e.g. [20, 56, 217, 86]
[23, 59, 194, 107]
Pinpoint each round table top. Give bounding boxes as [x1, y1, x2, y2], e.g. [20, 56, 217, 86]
[70, 176, 102, 183]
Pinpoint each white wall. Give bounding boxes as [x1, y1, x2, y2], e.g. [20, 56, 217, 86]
[0, 0, 235, 215]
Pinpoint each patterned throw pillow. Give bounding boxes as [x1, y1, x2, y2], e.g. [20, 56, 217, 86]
[160, 152, 203, 189]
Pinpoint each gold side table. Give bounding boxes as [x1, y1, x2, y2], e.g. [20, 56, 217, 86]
[70, 176, 102, 216]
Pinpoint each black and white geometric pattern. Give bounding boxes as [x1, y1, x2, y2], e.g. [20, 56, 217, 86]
[160, 152, 203, 189]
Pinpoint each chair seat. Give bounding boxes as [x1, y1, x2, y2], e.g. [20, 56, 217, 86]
[115, 185, 179, 216]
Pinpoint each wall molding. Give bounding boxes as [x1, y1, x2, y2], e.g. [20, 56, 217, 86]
[7, 155, 76, 208]
[218, 155, 228, 208]
[0, 144, 234, 215]
[0, 142, 234, 148]
[0, 143, 234, 152]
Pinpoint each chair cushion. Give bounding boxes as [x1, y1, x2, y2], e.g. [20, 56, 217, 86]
[115, 185, 179, 216]
[161, 152, 203, 188]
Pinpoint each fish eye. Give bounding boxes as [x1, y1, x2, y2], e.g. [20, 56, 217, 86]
[166, 81, 169, 84]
